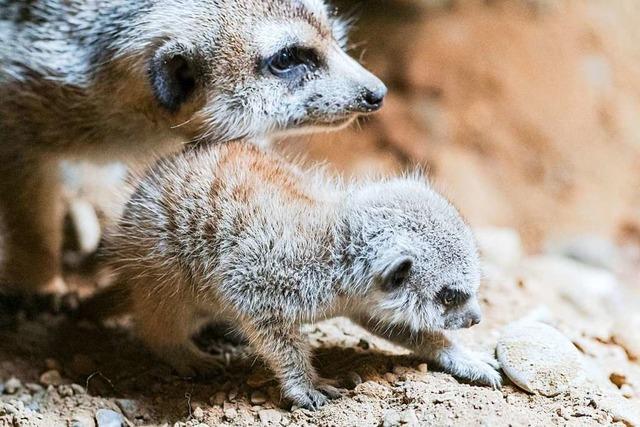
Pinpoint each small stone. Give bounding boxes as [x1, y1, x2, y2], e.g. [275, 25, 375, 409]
[251, 390, 268, 405]
[223, 402, 237, 420]
[258, 409, 282, 425]
[192, 406, 204, 420]
[210, 391, 226, 406]
[609, 373, 627, 388]
[417, 363, 428, 373]
[58, 384, 74, 397]
[40, 369, 63, 386]
[227, 388, 238, 402]
[95, 409, 125, 427]
[620, 384, 634, 399]
[497, 321, 585, 397]
[190, 401, 206, 413]
[344, 371, 362, 389]
[383, 373, 398, 384]
[4, 377, 22, 394]
[71, 384, 86, 395]
[70, 411, 96, 427]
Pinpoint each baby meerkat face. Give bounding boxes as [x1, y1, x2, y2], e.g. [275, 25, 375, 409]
[146, 0, 386, 141]
[348, 179, 483, 333]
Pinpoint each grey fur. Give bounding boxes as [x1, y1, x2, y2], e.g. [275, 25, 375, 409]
[0, 0, 386, 292]
[96, 142, 501, 410]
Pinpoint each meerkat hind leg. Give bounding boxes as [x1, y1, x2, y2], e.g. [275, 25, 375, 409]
[135, 301, 223, 377]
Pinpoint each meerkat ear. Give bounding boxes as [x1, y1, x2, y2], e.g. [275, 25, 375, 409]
[379, 255, 414, 291]
[149, 42, 197, 112]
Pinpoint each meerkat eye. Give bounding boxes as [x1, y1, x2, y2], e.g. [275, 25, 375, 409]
[439, 288, 470, 307]
[265, 46, 320, 78]
[380, 256, 413, 291]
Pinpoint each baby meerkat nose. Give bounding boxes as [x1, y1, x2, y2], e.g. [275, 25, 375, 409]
[358, 85, 387, 112]
[468, 313, 482, 327]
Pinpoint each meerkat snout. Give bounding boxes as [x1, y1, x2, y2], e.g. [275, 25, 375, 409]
[144, 0, 389, 140]
[358, 85, 387, 112]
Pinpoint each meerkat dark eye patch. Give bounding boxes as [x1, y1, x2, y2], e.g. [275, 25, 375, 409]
[438, 288, 471, 308]
[380, 256, 413, 292]
[263, 46, 321, 79]
[149, 49, 197, 112]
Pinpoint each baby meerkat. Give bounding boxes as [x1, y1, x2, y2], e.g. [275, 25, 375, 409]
[0, 0, 385, 294]
[90, 142, 501, 410]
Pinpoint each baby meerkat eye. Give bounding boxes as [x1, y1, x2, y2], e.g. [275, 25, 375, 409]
[381, 256, 413, 291]
[265, 46, 320, 78]
[438, 288, 470, 307]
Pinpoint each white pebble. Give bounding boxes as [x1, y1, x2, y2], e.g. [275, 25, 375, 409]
[497, 321, 585, 396]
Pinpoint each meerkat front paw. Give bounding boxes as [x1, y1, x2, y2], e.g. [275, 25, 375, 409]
[296, 387, 328, 411]
[435, 345, 502, 388]
[287, 379, 342, 410]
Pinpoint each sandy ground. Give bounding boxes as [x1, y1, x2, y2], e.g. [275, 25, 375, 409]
[1, 228, 639, 427]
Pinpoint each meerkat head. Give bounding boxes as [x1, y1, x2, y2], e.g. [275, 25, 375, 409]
[140, 0, 386, 141]
[342, 178, 482, 333]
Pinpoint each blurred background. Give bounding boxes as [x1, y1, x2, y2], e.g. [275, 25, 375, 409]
[276, 0, 640, 254]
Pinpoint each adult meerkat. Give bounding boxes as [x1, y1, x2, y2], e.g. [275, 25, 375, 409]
[0, 0, 386, 293]
[87, 142, 501, 410]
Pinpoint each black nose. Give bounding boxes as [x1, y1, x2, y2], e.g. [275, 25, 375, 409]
[468, 314, 481, 327]
[359, 85, 387, 112]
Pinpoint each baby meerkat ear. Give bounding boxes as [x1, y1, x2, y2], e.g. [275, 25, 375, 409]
[379, 255, 414, 291]
[149, 42, 198, 112]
